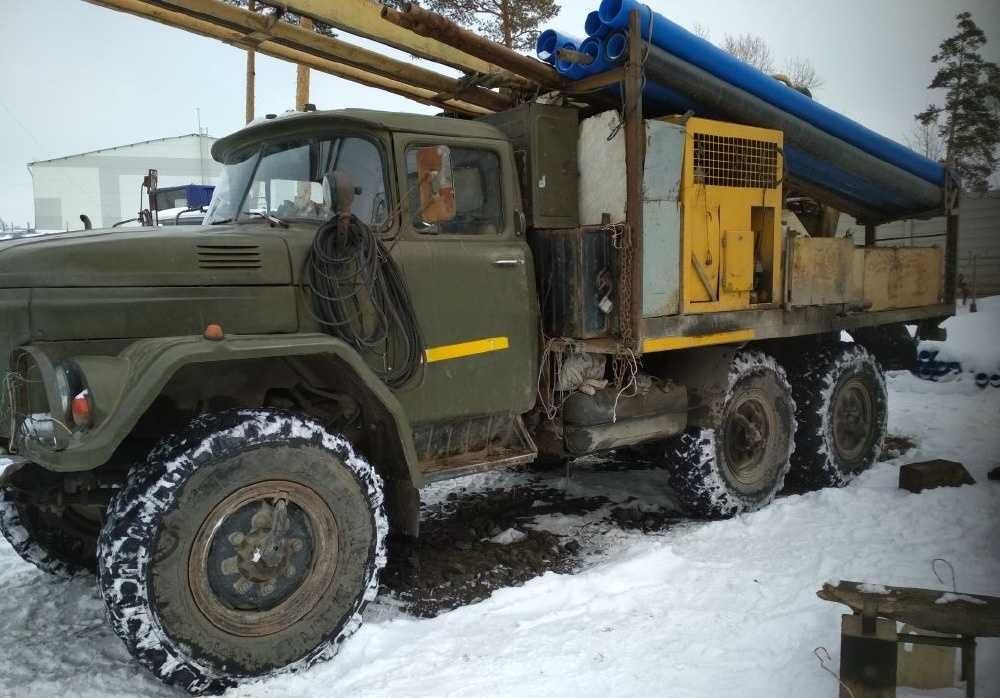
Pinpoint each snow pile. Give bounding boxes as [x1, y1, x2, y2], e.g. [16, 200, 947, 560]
[1, 374, 998, 697]
[917, 295, 1000, 382]
[490, 528, 528, 545]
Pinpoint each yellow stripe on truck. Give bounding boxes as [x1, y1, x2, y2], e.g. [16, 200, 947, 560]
[642, 329, 755, 353]
[424, 336, 510, 363]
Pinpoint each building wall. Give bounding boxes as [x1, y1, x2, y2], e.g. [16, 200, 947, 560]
[839, 191, 1000, 297]
[29, 134, 221, 230]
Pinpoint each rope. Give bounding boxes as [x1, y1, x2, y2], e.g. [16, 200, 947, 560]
[303, 214, 423, 389]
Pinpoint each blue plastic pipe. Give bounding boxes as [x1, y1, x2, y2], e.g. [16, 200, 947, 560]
[536, 29, 582, 64]
[585, 11, 611, 38]
[554, 39, 588, 79]
[604, 31, 628, 63]
[597, 0, 945, 185]
[578, 36, 611, 75]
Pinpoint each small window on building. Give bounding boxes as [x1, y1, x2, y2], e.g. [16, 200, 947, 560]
[405, 146, 503, 235]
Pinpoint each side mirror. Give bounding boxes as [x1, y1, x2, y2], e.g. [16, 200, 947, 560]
[415, 145, 455, 224]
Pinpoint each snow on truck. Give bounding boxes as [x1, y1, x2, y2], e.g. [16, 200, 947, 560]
[1, 0, 958, 693]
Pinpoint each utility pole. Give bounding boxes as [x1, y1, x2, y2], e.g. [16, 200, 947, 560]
[245, 0, 255, 124]
[295, 16, 313, 110]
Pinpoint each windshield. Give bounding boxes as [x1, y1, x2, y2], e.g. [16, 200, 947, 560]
[204, 135, 389, 227]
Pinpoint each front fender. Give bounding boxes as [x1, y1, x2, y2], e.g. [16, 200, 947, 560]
[18, 333, 421, 486]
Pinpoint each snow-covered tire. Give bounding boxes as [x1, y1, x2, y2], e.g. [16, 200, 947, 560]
[98, 409, 388, 695]
[784, 343, 887, 490]
[663, 351, 796, 518]
[0, 487, 98, 577]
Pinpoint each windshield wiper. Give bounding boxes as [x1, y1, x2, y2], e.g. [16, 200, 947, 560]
[244, 211, 289, 228]
[210, 212, 289, 228]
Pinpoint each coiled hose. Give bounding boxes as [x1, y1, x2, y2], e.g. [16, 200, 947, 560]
[304, 214, 423, 388]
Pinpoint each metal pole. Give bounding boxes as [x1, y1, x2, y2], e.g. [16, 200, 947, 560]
[196, 107, 205, 185]
[970, 254, 978, 313]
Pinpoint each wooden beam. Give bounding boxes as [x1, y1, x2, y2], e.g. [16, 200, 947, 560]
[623, 9, 645, 350]
[381, 4, 558, 88]
[84, 0, 490, 116]
[245, 0, 255, 124]
[263, 0, 524, 86]
[295, 16, 312, 110]
[99, 0, 511, 112]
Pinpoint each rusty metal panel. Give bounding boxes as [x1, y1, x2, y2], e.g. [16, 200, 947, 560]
[722, 230, 754, 292]
[788, 237, 858, 306]
[864, 247, 943, 311]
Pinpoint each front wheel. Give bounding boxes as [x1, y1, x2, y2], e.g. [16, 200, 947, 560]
[98, 410, 387, 694]
[662, 350, 796, 518]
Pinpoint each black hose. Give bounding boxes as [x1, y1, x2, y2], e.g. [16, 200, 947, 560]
[304, 215, 423, 388]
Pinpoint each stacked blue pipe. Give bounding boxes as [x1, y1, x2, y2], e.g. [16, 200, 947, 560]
[535, 0, 946, 220]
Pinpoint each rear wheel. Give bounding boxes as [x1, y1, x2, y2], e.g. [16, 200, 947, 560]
[784, 343, 887, 490]
[98, 410, 387, 694]
[662, 350, 796, 518]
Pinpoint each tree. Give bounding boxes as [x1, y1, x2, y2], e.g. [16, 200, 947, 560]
[916, 11, 1000, 191]
[423, 0, 560, 51]
[722, 33, 774, 73]
[782, 57, 823, 94]
[906, 118, 946, 162]
[720, 33, 822, 94]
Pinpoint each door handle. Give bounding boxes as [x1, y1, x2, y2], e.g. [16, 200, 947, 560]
[492, 258, 524, 267]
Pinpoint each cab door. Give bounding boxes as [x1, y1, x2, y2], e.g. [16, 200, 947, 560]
[390, 133, 537, 426]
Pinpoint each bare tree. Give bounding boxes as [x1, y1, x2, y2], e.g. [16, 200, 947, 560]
[722, 33, 775, 73]
[691, 23, 711, 41]
[424, 0, 560, 51]
[906, 118, 946, 162]
[782, 57, 824, 93]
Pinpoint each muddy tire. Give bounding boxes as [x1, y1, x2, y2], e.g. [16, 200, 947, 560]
[663, 351, 796, 518]
[784, 343, 887, 490]
[0, 487, 98, 577]
[98, 410, 387, 694]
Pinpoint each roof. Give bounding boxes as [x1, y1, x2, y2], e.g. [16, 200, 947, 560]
[28, 133, 217, 166]
[212, 109, 506, 161]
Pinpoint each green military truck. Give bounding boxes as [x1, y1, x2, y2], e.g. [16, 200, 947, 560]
[0, 106, 952, 693]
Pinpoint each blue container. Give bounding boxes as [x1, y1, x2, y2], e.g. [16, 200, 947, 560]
[597, 0, 945, 185]
[604, 31, 628, 63]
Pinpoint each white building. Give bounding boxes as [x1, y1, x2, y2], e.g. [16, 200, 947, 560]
[28, 133, 220, 231]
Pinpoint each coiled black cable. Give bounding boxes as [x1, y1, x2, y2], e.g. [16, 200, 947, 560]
[304, 214, 423, 388]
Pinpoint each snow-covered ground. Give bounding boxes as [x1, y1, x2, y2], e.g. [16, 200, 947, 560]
[1, 305, 998, 697]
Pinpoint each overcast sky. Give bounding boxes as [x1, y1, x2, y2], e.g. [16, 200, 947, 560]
[1, 0, 998, 227]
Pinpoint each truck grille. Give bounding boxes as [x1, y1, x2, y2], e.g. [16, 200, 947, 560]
[196, 244, 262, 270]
[693, 133, 780, 189]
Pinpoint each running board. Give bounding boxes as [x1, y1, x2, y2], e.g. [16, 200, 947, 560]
[418, 415, 537, 483]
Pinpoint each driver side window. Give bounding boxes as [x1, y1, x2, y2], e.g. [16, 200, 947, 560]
[405, 146, 503, 235]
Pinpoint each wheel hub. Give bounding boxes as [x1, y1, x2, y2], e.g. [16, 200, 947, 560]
[833, 378, 874, 462]
[189, 480, 339, 637]
[724, 393, 774, 487]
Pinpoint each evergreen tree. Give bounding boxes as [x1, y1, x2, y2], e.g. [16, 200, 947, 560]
[423, 0, 560, 51]
[916, 11, 1000, 191]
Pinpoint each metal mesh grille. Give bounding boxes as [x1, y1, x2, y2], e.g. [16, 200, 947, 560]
[693, 133, 779, 188]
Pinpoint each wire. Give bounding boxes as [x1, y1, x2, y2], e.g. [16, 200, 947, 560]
[303, 214, 423, 389]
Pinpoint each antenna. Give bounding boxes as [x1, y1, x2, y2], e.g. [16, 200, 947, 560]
[196, 107, 206, 185]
